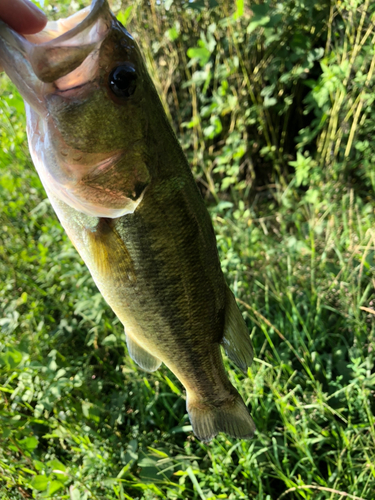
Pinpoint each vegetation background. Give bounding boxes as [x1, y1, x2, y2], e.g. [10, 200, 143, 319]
[1, 0, 375, 498]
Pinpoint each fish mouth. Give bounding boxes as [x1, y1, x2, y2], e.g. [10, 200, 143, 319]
[0, 0, 112, 114]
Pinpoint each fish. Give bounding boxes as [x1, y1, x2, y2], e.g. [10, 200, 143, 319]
[0, 0, 255, 442]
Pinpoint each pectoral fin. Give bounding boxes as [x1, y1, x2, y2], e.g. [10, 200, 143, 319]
[125, 331, 162, 373]
[84, 218, 136, 283]
[221, 286, 254, 374]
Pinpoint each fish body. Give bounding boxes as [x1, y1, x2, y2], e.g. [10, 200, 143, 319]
[0, 0, 255, 441]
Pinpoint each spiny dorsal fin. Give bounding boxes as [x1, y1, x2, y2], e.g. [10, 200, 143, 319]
[125, 331, 162, 373]
[221, 286, 254, 374]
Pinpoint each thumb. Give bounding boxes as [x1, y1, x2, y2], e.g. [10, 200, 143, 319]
[0, 0, 47, 73]
[0, 0, 47, 35]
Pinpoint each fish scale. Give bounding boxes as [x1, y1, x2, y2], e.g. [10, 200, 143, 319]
[0, 0, 255, 442]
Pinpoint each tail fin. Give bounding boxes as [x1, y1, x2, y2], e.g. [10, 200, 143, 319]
[187, 392, 255, 442]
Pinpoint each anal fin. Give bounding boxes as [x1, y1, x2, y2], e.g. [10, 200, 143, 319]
[125, 331, 162, 373]
[221, 286, 254, 374]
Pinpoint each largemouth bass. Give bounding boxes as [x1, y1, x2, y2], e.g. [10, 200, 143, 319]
[0, 0, 255, 442]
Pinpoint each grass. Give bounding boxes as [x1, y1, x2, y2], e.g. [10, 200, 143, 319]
[0, 0, 375, 499]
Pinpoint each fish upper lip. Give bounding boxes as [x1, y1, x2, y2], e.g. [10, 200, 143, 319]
[54, 81, 92, 95]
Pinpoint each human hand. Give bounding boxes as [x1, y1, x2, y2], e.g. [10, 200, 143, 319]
[0, 0, 47, 35]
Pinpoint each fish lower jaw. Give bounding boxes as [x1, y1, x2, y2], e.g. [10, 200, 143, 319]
[49, 183, 146, 218]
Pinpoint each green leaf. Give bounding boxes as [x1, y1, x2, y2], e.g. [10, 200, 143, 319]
[101, 334, 117, 346]
[30, 475, 49, 491]
[234, 0, 244, 19]
[21, 467, 36, 476]
[163, 375, 181, 395]
[186, 467, 206, 500]
[166, 25, 179, 41]
[164, 0, 174, 10]
[187, 47, 211, 67]
[47, 458, 66, 473]
[33, 460, 46, 472]
[47, 480, 64, 496]
[247, 4, 271, 34]
[138, 457, 157, 467]
[289, 152, 313, 187]
[18, 436, 38, 451]
[247, 15, 271, 34]
[0, 347, 23, 368]
[263, 96, 277, 107]
[117, 6, 133, 27]
[70, 485, 81, 500]
[147, 447, 169, 458]
[187, 0, 205, 12]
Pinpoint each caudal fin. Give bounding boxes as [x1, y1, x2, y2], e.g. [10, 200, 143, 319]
[187, 392, 255, 442]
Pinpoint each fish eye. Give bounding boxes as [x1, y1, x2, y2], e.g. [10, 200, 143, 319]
[109, 64, 137, 98]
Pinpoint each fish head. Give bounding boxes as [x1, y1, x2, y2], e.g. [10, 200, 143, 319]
[0, 0, 158, 217]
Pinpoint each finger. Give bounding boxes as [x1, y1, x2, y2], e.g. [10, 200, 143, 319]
[0, 0, 47, 73]
[0, 0, 47, 35]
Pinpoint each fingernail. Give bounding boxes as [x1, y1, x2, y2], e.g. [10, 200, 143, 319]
[23, 0, 47, 21]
